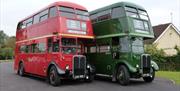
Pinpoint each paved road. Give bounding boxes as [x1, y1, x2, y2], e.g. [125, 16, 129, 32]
[0, 62, 179, 91]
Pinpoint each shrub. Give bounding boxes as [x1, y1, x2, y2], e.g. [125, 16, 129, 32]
[145, 44, 180, 71]
[144, 44, 166, 62]
[0, 47, 14, 60]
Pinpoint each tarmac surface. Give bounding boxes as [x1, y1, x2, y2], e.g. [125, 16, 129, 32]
[0, 62, 179, 91]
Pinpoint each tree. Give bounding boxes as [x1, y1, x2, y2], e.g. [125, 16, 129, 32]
[4, 36, 16, 50]
[0, 30, 8, 48]
[0, 31, 15, 60]
[0, 47, 13, 60]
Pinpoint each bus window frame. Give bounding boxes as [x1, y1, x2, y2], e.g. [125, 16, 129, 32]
[111, 6, 124, 19]
[97, 9, 111, 21]
[25, 18, 33, 27]
[49, 6, 58, 18]
[125, 6, 139, 18]
[58, 6, 76, 19]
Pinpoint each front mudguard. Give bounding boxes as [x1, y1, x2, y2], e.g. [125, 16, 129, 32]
[151, 60, 159, 71]
[47, 61, 65, 75]
[115, 60, 137, 73]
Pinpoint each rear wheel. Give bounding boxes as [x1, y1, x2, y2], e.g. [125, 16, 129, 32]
[18, 62, 25, 76]
[48, 66, 61, 86]
[116, 65, 130, 85]
[143, 68, 155, 82]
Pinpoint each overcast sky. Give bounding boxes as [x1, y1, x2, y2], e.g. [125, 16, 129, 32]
[0, 0, 180, 36]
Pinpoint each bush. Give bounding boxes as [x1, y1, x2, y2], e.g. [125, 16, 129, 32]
[145, 44, 180, 71]
[0, 47, 14, 60]
[144, 44, 166, 62]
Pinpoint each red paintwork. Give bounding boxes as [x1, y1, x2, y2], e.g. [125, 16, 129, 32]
[14, 1, 94, 77]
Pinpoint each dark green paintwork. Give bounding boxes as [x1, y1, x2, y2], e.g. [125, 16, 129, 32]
[86, 2, 158, 78]
[91, 16, 154, 39]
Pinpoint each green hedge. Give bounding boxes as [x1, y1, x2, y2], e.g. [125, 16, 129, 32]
[157, 62, 180, 71]
[145, 44, 180, 71]
[0, 47, 14, 60]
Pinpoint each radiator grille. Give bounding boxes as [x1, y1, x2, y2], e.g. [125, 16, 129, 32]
[73, 56, 86, 78]
[141, 54, 151, 74]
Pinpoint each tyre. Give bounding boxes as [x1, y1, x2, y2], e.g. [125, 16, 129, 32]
[143, 68, 155, 82]
[48, 66, 61, 86]
[116, 65, 130, 85]
[18, 62, 25, 76]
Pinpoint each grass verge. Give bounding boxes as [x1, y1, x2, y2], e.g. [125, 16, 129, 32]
[156, 71, 180, 85]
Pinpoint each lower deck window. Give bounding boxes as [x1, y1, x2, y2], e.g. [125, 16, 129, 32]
[90, 46, 96, 53]
[99, 45, 110, 53]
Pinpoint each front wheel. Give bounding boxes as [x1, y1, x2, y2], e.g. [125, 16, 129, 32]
[48, 66, 61, 86]
[116, 65, 130, 85]
[143, 68, 155, 82]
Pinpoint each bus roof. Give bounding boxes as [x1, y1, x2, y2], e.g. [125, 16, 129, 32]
[19, 1, 87, 23]
[90, 2, 145, 14]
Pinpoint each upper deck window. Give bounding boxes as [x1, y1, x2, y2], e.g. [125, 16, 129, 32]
[39, 9, 48, 22]
[90, 9, 111, 23]
[138, 10, 148, 20]
[59, 6, 74, 13]
[26, 18, 33, 27]
[49, 7, 57, 17]
[112, 7, 124, 18]
[17, 22, 25, 30]
[125, 6, 138, 18]
[133, 19, 149, 33]
[126, 12, 139, 18]
[17, 18, 33, 30]
[59, 6, 75, 18]
[90, 13, 98, 23]
[125, 6, 149, 20]
[33, 14, 40, 24]
[125, 6, 137, 12]
[75, 9, 89, 20]
[59, 6, 89, 20]
[125, 6, 139, 18]
[98, 9, 111, 21]
[75, 9, 89, 16]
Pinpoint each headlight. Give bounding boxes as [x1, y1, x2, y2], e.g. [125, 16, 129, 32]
[65, 65, 69, 70]
[136, 64, 139, 68]
[87, 64, 90, 69]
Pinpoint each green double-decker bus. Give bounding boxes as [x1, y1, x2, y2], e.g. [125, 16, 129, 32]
[85, 2, 159, 85]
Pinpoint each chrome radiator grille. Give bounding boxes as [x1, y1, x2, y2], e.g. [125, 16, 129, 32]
[141, 54, 151, 73]
[73, 55, 86, 78]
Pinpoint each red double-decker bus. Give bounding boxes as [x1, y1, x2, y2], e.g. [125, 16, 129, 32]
[14, 1, 95, 86]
